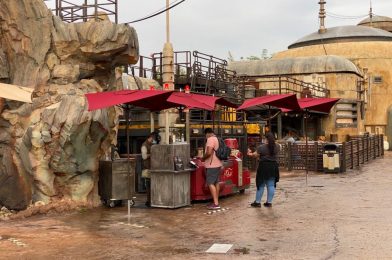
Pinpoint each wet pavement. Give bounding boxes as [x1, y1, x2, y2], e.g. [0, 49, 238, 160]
[1, 152, 392, 259]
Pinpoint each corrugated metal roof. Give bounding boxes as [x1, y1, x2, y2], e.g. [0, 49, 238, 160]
[288, 25, 392, 49]
[228, 55, 362, 77]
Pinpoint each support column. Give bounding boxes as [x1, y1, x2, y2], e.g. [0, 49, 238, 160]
[277, 114, 282, 139]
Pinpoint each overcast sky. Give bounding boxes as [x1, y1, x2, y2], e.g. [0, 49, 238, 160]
[45, 0, 392, 60]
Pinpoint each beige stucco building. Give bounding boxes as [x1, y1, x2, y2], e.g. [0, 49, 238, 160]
[230, 14, 392, 143]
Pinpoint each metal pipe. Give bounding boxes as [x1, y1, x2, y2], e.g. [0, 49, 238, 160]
[115, 0, 118, 24]
[150, 112, 155, 133]
[94, 0, 98, 21]
[83, 0, 87, 22]
[185, 110, 190, 143]
[166, 0, 170, 42]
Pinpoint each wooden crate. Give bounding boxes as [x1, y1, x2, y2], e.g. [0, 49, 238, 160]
[150, 169, 191, 208]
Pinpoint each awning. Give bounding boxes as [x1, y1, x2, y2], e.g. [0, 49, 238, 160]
[237, 94, 300, 111]
[0, 83, 33, 103]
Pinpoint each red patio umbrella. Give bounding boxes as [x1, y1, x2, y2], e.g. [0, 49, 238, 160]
[238, 94, 301, 133]
[85, 90, 237, 111]
[85, 89, 174, 111]
[166, 92, 234, 111]
[298, 98, 341, 113]
[187, 93, 238, 109]
[237, 94, 300, 111]
[298, 97, 340, 185]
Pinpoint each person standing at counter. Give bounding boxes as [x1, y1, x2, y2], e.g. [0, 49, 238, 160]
[141, 133, 155, 207]
[202, 128, 223, 210]
[247, 132, 280, 208]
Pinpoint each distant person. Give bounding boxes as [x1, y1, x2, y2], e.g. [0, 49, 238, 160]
[202, 128, 223, 210]
[141, 132, 155, 207]
[247, 132, 280, 208]
[284, 131, 296, 144]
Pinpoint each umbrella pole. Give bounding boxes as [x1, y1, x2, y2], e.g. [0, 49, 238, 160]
[165, 110, 170, 144]
[212, 110, 215, 132]
[305, 110, 308, 186]
[150, 112, 154, 132]
[125, 105, 132, 216]
[268, 105, 271, 133]
[185, 109, 190, 143]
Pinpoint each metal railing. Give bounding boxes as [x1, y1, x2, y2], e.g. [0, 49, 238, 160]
[130, 50, 246, 104]
[242, 76, 330, 98]
[246, 135, 384, 172]
[54, 0, 118, 23]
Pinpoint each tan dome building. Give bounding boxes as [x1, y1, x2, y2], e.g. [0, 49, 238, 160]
[229, 53, 365, 140]
[230, 0, 392, 143]
[274, 20, 392, 142]
[358, 15, 392, 33]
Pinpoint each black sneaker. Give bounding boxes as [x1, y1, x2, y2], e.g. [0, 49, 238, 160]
[251, 202, 261, 208]
[263, 202, 272, 208]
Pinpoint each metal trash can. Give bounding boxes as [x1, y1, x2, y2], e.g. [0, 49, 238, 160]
[98, 158, 136, 207]
[323, 144, 340, 173]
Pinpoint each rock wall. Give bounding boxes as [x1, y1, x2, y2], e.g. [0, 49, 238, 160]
[0, 0, 139, 210]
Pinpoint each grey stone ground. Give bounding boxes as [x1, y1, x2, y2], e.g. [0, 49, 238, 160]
[1, 152, 392, 259]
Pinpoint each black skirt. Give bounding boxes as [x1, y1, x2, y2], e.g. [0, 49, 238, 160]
[256, 160, 280, 189]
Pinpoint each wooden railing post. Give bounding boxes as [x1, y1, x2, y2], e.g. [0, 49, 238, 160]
[362, 137, 365, 164]
[341, 142, 346, 173]
[288, 142, 292, 171]
[350, 140, 354, 169]
[356, 139, 360, 168]
[366, 136, 369, 162]
[314, 142, 318, 171]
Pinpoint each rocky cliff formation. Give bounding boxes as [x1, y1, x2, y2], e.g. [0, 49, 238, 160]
[0, 0, 139, 210]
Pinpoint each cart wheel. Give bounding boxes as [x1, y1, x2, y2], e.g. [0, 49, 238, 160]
[108, 200, 116, 208]
[239, 189, 245, 194]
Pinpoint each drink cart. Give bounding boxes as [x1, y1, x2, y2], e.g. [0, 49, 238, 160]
[190, 138, 251, 201]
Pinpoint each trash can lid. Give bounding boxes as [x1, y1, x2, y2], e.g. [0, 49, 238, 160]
[323, 143, 338, 150]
